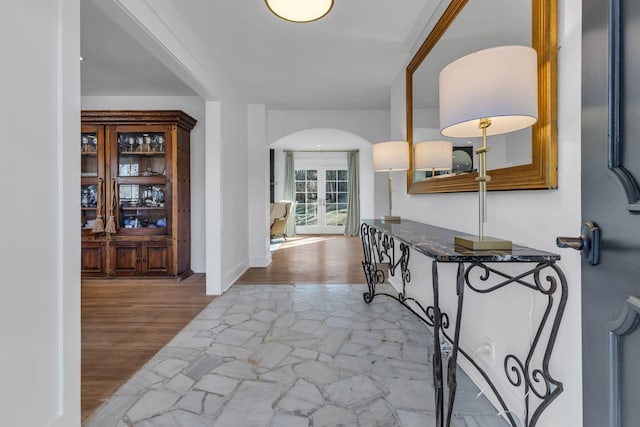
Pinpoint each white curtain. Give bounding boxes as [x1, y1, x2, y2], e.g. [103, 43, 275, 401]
[344, 151, 360, 236]
[283, 151, 296, 237]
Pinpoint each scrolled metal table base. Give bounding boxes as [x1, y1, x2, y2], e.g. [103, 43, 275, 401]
[359, 223, 567, 427]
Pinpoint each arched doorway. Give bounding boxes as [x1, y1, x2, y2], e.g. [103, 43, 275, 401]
[270, 128, 375, 236]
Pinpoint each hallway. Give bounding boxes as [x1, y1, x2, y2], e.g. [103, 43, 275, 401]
[82, 235, 364, 422]
[235, 235, 366, 285]
[86, 284, 508, 426]
[81, 275, 213, 422]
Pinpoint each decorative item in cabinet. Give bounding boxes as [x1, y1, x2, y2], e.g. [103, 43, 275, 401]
[119, 184, 167, 229]
[81, 110, 197, 279]
[117, 132, 166, 177]
[80, 183, 99, 230]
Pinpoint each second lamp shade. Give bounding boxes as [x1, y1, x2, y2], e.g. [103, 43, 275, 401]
[414, 140, 453, 171]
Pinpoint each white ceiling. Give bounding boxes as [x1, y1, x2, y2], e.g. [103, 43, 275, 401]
[80, 0, 441, 109]
[80, 1, 196, 96]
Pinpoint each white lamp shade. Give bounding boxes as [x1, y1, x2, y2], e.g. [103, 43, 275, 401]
[265, 0, 334, 23]
[373, 141, 409, 172]
[414, 140, 453, 171]
[439, 45, 538, 138]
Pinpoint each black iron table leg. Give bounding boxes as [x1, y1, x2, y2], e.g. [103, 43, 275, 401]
[445, 263, 466, 426]
[431, 260, 444, 427]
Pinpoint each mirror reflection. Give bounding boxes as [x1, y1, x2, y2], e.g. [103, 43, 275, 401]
[411, 0, 533, 183]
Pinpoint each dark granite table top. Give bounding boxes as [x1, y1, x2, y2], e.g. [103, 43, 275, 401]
[362, 219, 560, 263]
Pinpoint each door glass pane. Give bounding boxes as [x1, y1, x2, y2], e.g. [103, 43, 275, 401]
[81, 133, 98, 177]
[295, 169, 318, 226]
[307, 181, 317, 192]
[117, 132, 166, 177]
[325, 169, 348, 227]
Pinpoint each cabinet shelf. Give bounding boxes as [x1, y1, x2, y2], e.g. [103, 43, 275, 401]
[116, 176, 166, 185]
[120, 206, 166, 210]
[119, 151, 166, 156]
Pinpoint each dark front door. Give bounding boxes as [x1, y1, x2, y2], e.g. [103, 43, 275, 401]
[580, 1, 640, 426]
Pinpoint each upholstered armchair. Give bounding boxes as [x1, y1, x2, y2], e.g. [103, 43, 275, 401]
[270, 201, 292, 240]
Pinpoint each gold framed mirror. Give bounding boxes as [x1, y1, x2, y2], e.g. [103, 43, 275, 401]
[406, 0, 557, 194]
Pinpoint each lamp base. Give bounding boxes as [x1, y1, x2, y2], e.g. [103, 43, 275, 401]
[454, 235, 512, 251]
[381, 215, 401, 223]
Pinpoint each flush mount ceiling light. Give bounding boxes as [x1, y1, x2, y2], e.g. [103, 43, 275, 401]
[265, 0, 334, 23]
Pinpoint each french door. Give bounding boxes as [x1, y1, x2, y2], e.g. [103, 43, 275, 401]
[294, 160, 348, 234]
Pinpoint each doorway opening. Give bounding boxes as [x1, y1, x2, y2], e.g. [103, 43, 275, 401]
[294, 157, 348, 234]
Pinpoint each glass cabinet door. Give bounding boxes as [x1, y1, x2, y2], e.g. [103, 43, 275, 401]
[114, 130, 169, 235]
[118, 184, 167, 230]
[81, 129, 102, 231]
[117, 132, 166, 177]
[81, 132, 98, 176]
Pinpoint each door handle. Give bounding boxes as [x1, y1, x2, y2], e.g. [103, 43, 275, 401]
[556, 237, 584, 251]
[556, 221, 601, 265]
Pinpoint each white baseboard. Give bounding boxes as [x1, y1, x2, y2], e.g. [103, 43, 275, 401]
[222, 259, 250, 293]
[250, 253, 272, 268]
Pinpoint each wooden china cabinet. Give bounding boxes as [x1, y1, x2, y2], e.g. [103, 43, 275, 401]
[80, 110, 196, 279]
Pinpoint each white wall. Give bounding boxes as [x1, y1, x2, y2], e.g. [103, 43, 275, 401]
[0, 0, 81, 425]
[248, 105, 271, 267]
[81, 96, 207, 273]
[220, 92, 250, 290]
[268, 109, 391, 145]
[387, 0, 583, 425]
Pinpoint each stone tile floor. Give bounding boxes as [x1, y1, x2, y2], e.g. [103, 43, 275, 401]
[86, 284, 509, 427]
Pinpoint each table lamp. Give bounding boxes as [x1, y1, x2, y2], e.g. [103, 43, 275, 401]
[414, 140, 453, 178]
[439, 45, 538, 250]
[373, 141, 409, 222]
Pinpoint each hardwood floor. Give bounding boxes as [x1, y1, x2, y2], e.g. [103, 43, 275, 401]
[235, 234, 366, 284]
[82, 235, 364, 423]
[81, 274, 213, 424]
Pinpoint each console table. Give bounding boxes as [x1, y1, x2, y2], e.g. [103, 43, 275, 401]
[360, 219, 567, 427]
